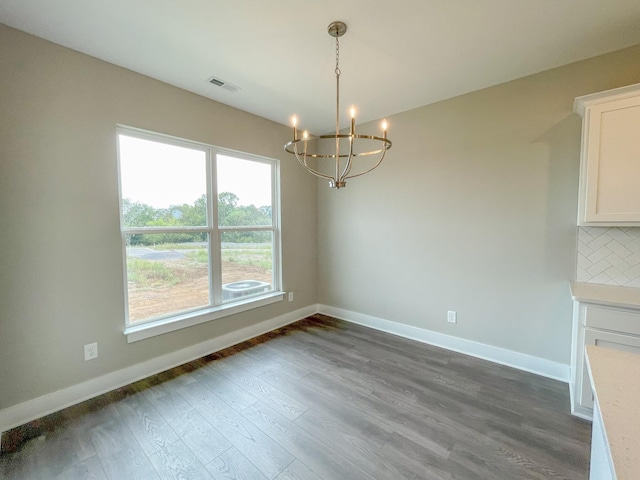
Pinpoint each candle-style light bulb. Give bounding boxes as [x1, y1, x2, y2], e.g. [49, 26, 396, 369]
[350, 106, 356, 135]
[381, 120, 388, 139]
[292, 115, 298, 140]
[302, 130, 309, 159]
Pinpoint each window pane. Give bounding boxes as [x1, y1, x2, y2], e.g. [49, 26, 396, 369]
[125, 234, 210, 322]
[217, 155, 272, 226]
[119, 134, 207, 227]
[221, 231, 273, 302]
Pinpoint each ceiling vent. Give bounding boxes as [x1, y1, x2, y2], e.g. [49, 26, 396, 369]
[207, 76, 240, 93]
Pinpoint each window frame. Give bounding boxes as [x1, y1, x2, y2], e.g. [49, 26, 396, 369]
[116, 126, 283, 342]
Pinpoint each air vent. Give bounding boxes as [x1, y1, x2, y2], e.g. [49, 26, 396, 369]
[207, 76, 240, 93]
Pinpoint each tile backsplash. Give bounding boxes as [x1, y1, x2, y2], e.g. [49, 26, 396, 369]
[577, 227, 640, 287]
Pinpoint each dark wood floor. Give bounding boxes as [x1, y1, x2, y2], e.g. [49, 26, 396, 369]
[0, 315, 591, 479]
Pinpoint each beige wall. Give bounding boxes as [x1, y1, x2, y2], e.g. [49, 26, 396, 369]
[317, 44, 640, 365]
[0, 24, 317, 410]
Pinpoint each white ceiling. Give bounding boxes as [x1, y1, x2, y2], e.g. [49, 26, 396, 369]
[2, 0, 640, 134]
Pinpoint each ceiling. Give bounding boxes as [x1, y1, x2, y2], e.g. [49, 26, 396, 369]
[2, 0, 640, 134]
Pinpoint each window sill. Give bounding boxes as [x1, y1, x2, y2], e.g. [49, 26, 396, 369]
[124, 292, 285, 343]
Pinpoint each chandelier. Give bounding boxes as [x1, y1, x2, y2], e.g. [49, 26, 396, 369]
[284, 21, 392, 189]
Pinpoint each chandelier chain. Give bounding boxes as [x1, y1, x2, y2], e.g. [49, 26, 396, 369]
[335, 35, 340, 174]
[335, 36, 341, 76]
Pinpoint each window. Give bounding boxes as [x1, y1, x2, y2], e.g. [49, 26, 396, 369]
[117, 127, 281, 341]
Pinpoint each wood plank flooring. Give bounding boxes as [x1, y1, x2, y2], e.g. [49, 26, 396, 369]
[0, 315, 591, 479]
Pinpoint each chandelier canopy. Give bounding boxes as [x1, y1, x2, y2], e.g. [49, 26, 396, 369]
[284, 21, 392, 189]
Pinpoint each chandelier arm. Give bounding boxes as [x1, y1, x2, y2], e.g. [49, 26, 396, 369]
[344, 146, 389, 181]
[292, 143, 335, 182]
[299, 139, 309, 168]
[339, 136, 356, 181]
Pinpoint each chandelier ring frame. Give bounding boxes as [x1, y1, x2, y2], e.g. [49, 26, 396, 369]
[284, 134, 392, 159]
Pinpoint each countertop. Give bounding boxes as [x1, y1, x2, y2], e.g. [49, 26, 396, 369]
[586, 345, 640, 480]
[570, 282, 640, 309]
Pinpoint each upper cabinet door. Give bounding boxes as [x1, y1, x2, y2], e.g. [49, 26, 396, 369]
[575, 84, 640, 226]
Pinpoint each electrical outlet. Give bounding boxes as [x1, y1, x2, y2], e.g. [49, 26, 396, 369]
[84, 342, 98, 361]
[288, 292, 294, 302]
[447, 311, 457, 324]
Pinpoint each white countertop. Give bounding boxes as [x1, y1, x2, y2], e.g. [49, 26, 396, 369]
[570, 282, 640, 309]
[586, 345, 640, 480]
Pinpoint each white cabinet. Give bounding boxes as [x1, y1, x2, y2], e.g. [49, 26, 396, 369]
[574, 83, 640, 226]
[570, 294, 640, 419]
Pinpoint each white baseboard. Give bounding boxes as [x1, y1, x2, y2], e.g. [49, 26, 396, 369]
[318, 304, 571, 383]
[571, 405, 593, 422]
[0, 304, 319, 435]
[569, 380, 593, 421]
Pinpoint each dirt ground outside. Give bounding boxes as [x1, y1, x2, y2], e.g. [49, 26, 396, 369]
[127, 256, 272, 323]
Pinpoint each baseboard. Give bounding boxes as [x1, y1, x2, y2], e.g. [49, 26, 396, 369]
[0, 304, 319, 436]
[571, 405, 593, 422]
[568, 384, 593, 421]
[318, 304, 571, 383]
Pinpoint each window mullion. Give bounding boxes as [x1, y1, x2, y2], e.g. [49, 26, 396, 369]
[209, 149, 223, 305]
[122, 227, 209, 235]
[272, 159, 281, 295]
[218, 225, 275, 232]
